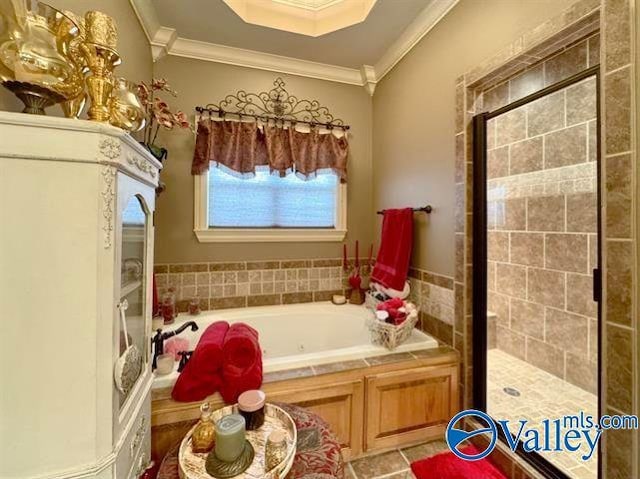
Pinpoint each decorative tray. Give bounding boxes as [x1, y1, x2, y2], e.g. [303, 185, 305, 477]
[179, 403, 297, 479]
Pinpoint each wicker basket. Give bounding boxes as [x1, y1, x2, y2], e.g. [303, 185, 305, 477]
[367, 305, 419, 350]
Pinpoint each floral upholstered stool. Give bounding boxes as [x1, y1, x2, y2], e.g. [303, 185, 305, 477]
[157, 402, 344, 479]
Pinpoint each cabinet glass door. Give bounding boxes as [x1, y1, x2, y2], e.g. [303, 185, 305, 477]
[118, 195, 148, 407]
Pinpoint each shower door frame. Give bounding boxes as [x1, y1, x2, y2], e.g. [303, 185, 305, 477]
[471, 65, 602, 479]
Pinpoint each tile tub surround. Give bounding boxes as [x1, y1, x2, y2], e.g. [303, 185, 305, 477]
[154, 258, 371, 312]
[408, 268, 455, 347]
[456, 0, 639, 476]
[486, 76, 598, 393]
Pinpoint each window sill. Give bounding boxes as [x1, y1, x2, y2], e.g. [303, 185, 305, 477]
[194, 228, 347, 243]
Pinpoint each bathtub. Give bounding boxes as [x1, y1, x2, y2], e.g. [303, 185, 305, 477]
[153, 301, 439, 390]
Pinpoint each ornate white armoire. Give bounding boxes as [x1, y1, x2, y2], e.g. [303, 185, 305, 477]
[0, 111, 161, 479]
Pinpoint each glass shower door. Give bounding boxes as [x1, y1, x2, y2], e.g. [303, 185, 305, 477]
[474, 69, 600, 479]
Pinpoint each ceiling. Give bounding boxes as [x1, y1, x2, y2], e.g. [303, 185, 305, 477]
[153, 0, 431, 68]
[130, 0, 458, 93]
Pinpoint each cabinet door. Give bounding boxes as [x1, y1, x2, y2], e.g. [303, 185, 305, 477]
[365, 365, 458, 452]
[114, 172, 155, 433]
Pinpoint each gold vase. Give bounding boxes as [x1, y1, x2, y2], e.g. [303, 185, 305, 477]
[110, 77, 145, 132]
[81, 11, 120, 122]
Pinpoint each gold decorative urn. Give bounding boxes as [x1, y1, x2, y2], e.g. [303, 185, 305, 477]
[110, 77, 145, 132]
[0, 0, 84, 114]
[80, 10, 120, 122]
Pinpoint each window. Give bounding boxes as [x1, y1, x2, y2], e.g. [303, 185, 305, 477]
[194, 165, 347, 243]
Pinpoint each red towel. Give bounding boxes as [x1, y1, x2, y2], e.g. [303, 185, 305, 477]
[220, 323, 263, 404]
[411, 446, 507, 479]
[171, 321, 230, 402]
[371, 208, 414, 291]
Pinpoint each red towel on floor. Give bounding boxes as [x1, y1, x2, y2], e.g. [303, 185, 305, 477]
[411, 446, 507, 479]
[171, 321, 230, 402]
[220, 323, 263, 404]
[371, 208, 414, 291]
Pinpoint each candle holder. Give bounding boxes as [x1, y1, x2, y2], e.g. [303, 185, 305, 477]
[80, 11, 121, 122]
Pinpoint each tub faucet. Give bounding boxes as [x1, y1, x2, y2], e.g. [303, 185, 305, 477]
[152, 321, 199, 370]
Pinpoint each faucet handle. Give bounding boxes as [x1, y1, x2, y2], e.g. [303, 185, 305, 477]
[118, 299, 129, 312]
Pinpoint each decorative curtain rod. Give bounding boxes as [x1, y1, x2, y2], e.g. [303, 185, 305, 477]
[376, 206, 433, 215]
[194, 77, 350, 131]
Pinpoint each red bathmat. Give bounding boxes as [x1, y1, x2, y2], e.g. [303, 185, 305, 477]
[411, 445, 507, 479]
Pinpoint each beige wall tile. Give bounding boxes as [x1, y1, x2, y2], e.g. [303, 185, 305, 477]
[606, 324, 633, 412]
[605, 154, 632, 238]
[509, 64, 544, 102]
[527, 268, 566, 308]
[544, 124, 588, 169]
[496, 263, 527, 299]
[587, 34, 600, 67]
[510, 232, 544, 267]
[566, 192, 597, 233]
[566, 273, 597, 317]
[603, 0, 631, 71]
[525, 337, 564, 377]
[488, 292, 510, 327]
[496, 198, 527, 231]
[488, 231, 510, 262]
[510, 137, 543, 174]
[484, 81, 510, 111]
[527, 195, 565, 231]
[496, 109, 527, 146]
[588, 120, 597, 162]
[488, 146, 510, 179]
[545, 307, 589, 355]
[566, 77, 597, 126]
[604, 67, 631, 154]
[496, 326, 526, 360]
[510, 299, 544, 339]
[605, 240, 633, 326]
[543, 41, 588, 85]
[545, 233, 589, 273]
[565, 353, 597, 394]
[527, 90, 565, 136]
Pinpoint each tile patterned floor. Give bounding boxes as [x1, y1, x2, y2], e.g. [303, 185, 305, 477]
[347, 441, 451, 479]
[488, 349, 598, 479]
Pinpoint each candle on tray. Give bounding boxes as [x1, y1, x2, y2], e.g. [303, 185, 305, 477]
[214, 414, 246, 462]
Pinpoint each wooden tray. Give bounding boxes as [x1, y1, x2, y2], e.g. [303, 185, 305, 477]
[179, 403, 297, 479]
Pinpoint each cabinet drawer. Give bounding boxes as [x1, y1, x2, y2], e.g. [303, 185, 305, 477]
[115, 390, 151, 479]
[365, 364, 458, 452]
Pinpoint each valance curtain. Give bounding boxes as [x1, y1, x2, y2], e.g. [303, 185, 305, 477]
[191, 119, 349, 182]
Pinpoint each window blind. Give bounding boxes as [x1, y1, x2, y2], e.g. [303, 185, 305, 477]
[208, 166, 337, 228]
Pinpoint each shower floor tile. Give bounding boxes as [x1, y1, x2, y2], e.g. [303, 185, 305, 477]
[488, 349, 598, 479]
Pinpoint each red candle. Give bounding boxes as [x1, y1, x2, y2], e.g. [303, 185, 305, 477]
[355, 240, 359, 268]
[343, 244, 347, 271]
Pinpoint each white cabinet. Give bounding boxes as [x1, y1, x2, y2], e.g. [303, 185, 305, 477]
[0, 112, 161, 479]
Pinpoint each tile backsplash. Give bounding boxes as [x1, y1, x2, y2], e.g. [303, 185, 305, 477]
[154, 259, 370, 311]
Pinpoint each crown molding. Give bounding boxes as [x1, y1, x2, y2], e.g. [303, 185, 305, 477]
[168, 38, 364, 86]
[374, 0, 459, 81]
[151, 27, 177, 61]
[129, 0, 458, 93]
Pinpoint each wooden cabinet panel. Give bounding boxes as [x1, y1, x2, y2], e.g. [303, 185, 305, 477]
[268, 380, 364, 460]
[365, 365, 458, 452]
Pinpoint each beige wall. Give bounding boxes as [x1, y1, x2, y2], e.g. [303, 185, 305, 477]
[372, 0, 576, 276]
[153, 56, 373, 264]
[0, 0, 152, 113]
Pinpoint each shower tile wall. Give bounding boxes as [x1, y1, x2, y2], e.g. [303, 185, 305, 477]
[486, 76, 598, 393]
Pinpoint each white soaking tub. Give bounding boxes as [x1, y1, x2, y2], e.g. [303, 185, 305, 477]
[152, 302, 438, 390]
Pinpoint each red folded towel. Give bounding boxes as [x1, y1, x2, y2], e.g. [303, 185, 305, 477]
[171, 321, 230, 402]
[371, 208, 414, 291]
[220, 323, 263, 404]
